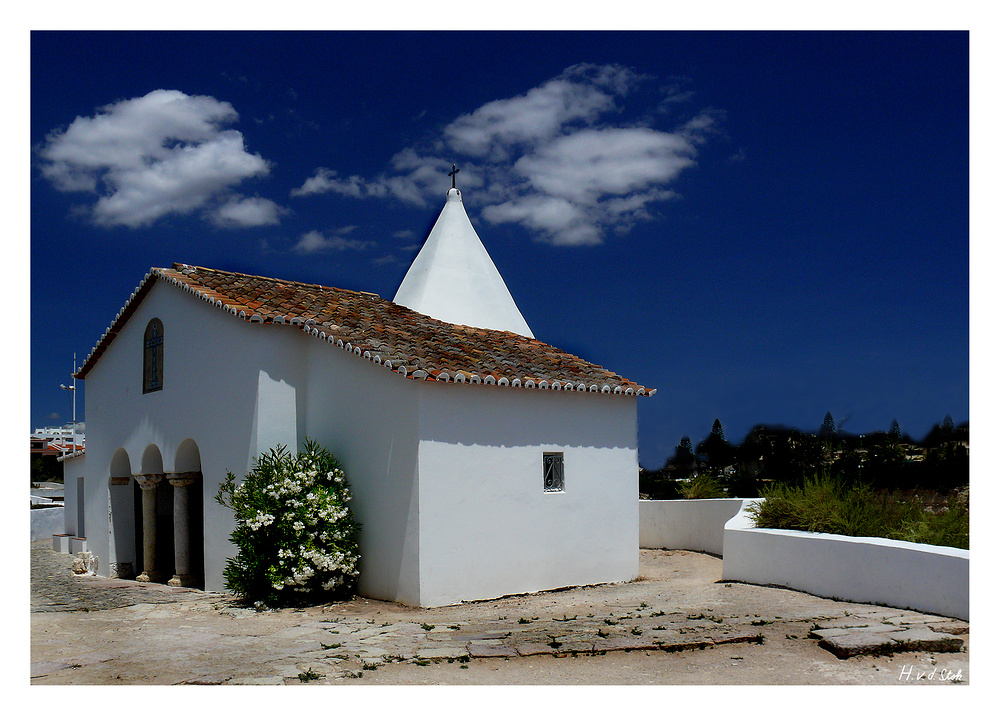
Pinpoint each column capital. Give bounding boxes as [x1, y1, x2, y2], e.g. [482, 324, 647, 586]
[135, 473, 164, 490]
[167, 471, 200, 487]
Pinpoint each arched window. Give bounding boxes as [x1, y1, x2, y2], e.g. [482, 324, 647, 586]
[143, 318, 164, 393]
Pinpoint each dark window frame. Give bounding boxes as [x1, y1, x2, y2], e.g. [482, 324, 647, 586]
[543, 452, 564, 492]
[142, 318, 164, 394]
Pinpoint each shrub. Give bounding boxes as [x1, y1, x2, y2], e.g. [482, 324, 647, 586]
[639, 469, 682, 500]
[215, 439, 361, 606]
[748, 475, 968, 549]
[680, 473, 727, 499]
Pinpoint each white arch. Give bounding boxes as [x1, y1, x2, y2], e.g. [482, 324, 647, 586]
[174, 438, 202, 474]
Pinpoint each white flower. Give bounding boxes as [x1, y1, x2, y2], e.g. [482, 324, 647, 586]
[246, 511, 275, 531]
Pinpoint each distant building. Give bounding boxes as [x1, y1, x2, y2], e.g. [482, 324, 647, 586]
[31, 426, 84, 482]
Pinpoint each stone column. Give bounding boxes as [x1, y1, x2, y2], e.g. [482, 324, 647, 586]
[134, 473, 163, 582]
[167, 472, 199, 587]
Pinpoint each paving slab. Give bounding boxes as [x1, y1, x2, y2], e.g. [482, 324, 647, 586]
[599, 635, 659, 651]
[816, 630, 898, 659]
[467, 642, 518, 658]
[414, 646, 467, 660]
[556, 639, 597, 654]
[888, 628, 965, 653]
[514, 642, 556, 657]
[811, 624, 904, 639]
[883, 613, 951, 626]
[929, 623, 970, 635]
[230, 676, 286, 685]
[31, 661, 74, 678]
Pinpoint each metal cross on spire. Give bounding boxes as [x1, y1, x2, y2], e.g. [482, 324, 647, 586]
[448, 163, 460, 189]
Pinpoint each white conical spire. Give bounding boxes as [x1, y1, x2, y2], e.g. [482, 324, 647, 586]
[393, 186, 534, 337]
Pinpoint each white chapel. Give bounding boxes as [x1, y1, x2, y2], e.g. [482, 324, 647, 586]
[58, 179, 654, 607]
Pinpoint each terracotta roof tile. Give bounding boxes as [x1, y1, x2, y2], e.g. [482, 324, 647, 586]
[76, 263, 653, 396]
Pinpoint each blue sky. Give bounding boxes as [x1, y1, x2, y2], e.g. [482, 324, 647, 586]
[28, 28, 971, 469]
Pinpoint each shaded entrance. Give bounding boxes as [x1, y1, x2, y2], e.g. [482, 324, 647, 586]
[130, 441, 204, 588]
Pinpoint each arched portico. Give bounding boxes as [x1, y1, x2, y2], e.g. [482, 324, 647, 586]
[120, 441, 204, 588]
[109, 448, 137, 579]
[168, 439, 204, 587]
[135, 444, 169, 582]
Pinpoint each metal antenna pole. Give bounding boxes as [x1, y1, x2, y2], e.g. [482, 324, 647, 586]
[60, 352, 77, 458]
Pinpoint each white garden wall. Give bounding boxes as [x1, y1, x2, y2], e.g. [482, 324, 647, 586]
[722, 500, 969, 620]
[639, 498, 744, 555]
[32, 507, 65, 542]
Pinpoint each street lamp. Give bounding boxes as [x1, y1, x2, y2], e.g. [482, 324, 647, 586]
[59, 353, 77, 458]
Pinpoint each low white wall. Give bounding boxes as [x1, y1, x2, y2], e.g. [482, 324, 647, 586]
[722, 500, 969, 620]
[31, 507, 65, 543]
[639, 499, 745, 556]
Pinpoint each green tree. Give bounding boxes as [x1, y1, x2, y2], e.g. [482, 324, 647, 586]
[697, 419, 735, 478]
[888, 419, 902, 445]
[819, 411, 839, 463]
[730, 427, 767, 497]
[669, 436, 696, 479]
[819, 411, 837, 438]
[923, 413, 957, 448]
[675, 436, 694, 462]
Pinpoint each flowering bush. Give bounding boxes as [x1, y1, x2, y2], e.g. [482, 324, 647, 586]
[215, 439, 361, 606]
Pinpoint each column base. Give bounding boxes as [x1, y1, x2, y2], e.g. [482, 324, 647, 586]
[136, 571, 160, 583]
[167, 573, 197, 587]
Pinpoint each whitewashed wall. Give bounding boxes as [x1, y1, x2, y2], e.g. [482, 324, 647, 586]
[722, 500, 969, 620]
[639, 498, 745, 556]
[61, 453, 86, 538]
[81, 281, 304, 590]
[415, 384, 639, 607]
[32, 507, 65, 542]
[303, 337, 422, 606]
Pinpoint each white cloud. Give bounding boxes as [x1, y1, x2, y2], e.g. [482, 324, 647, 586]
[443, 64, 638, 161]
[482, 195, 600, 246]
[291, 63, 717, 246]
[515, 127, 697, 203]
[292, 228, 373, 255]
[291, 151, 472, 208]
[212, 196, 283, 227]
[38, 89, 274, 228]
[290, 168, 377, 199]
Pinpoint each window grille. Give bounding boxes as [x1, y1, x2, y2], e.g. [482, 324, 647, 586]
[543, 452, 564, 492]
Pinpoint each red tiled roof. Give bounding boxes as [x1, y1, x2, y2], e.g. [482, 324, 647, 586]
[77, 263, 653, 396]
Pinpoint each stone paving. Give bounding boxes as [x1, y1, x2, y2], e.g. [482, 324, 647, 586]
[30, 540, 214, 613]
[30, 541, 969, 684]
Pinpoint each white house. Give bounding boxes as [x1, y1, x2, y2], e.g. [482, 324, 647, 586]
[63, 186, 654, 607]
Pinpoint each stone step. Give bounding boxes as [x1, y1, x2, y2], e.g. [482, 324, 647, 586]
[814, 626, 964, 659]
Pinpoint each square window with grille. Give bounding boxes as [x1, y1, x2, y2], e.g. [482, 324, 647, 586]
[543, 452, 564, 492]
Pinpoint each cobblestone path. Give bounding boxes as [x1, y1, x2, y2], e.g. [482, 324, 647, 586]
[30, 541, 219, 613]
